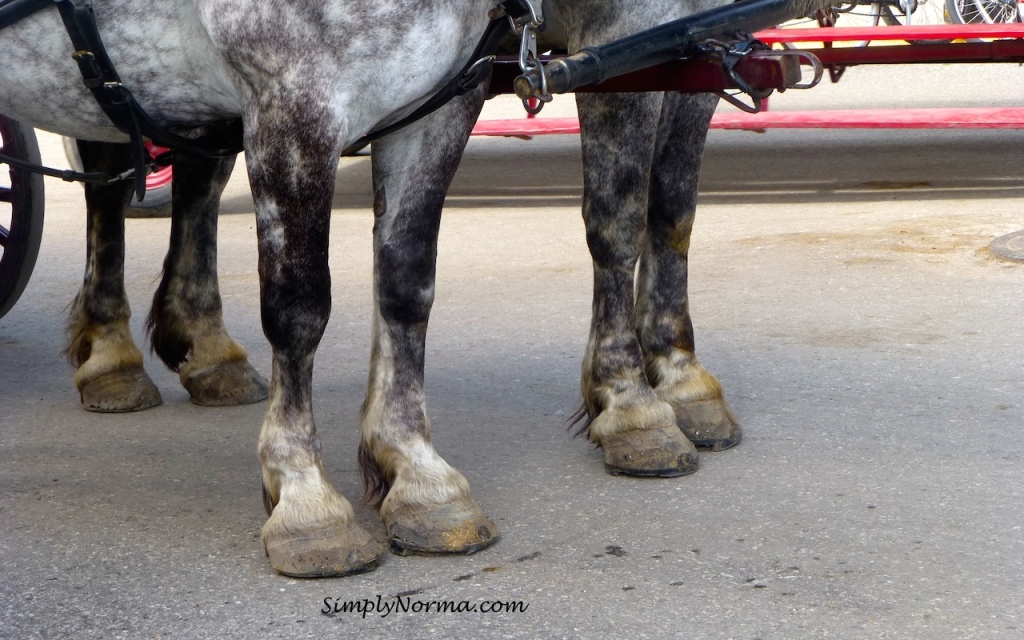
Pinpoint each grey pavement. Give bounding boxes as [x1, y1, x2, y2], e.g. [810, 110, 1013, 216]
[2, 63, 1023, 639]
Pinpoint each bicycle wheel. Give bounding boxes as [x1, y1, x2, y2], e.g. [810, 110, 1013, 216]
[784, 3, 883, 47]
[881, 0, 950, 24]
[0, 115, 45, 319]
[947, 0, 1022, 22]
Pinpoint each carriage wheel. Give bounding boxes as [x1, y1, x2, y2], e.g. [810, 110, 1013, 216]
[0, 115, 45, 319]
[127, 141, 173, 217]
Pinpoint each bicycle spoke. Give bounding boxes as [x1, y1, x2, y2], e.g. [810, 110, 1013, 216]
[0, 222, 9, 247]
[0, 185, 11, 203]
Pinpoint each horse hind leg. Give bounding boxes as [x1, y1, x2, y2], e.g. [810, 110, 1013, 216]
[637, 92, 740, 451]
[359, 88, 498, 557]
[146, 150, 268, 406]
[574, 91, 699, 477]
[67, 140, 162, 412]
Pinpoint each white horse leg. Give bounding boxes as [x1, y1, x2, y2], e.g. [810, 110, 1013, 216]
[637, 92, 740, 450]
[67, 141, 162, 412]
[360, 87, 498, 556]
[146, 150, 268, 406]
[574, 91, 700, 476]
[245, 107, 380, 578]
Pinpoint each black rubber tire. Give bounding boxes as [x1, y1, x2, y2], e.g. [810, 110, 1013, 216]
[0, 116, 46, 319]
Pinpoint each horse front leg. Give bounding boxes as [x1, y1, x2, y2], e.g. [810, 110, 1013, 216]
[146, 150, 268, 406]
[67, 140, 161, 412]
[637, 92, 740, 450]
[575, 92, 699, 476]
[360, 88, 498, 556]
[246, 111, 380, 578]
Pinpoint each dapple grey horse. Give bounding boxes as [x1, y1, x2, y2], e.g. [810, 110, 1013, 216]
[0, 0, 814, 577]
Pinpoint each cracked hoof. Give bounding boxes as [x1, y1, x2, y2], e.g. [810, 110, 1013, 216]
[183, 360, 268, 407]
[80, 368, 162, 413]
[675, 399, 742, 451]
[264, 522, 382, 578]
[601, 424, 699, 477]
[385, 499, 499, 556]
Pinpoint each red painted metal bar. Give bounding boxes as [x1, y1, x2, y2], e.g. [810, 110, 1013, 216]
[710, 107, 1024, 129]
[803, 39, 1024, 65]
[471, 108, 1024, 136]
[756, 23, 1024, 43]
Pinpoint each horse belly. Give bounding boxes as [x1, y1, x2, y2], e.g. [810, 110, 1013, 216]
[0, 0, 241, 142]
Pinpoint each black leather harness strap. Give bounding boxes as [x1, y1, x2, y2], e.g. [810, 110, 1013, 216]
[357, 0, 535, 144]
[0, 0, 537, 193]
[54, 0, 242, 199]
[0, 0, 49, 29]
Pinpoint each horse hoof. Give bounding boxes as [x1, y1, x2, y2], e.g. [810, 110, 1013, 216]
[675, 399, 742, 451]
[385, 499, 499, 556]
[601, 424, 699, 477]
[80, 368, 163, 413]
[183, 361, 269, 406]
[263, 522, 382, 578]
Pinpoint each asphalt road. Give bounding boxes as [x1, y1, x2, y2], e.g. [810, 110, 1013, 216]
[2, 63, 1023, 639]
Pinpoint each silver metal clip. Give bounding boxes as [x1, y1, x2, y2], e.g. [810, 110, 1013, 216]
[515, 4, 551, 114]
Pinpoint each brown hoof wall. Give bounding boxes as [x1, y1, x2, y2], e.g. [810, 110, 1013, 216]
[184, 360, 269, 407]
[676, 399, 742, 451]
[601, 425, 699, 477]
[386, 500, 499, 557]
[81, 368, 162, 413]
[264, 522, 382, 578]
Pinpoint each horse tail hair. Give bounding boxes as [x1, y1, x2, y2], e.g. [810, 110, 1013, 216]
[567, 402, 595, 441]
[145, 268, 190, 372]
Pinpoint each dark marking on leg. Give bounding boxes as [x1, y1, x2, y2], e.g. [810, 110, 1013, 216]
[67, 140, 161, 412]
[146, 149, 268, 406]
[361, 87, 498, 556]
[638, 92, 740, 450]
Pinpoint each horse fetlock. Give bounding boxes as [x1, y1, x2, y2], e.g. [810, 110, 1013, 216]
[382, 495, 498, 557]
[584, 392, 677, 443]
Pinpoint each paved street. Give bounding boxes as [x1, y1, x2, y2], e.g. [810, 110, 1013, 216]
[2, 62, 1023, 639]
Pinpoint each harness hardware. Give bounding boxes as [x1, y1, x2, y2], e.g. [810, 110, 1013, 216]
[696, 35, 775, 113]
